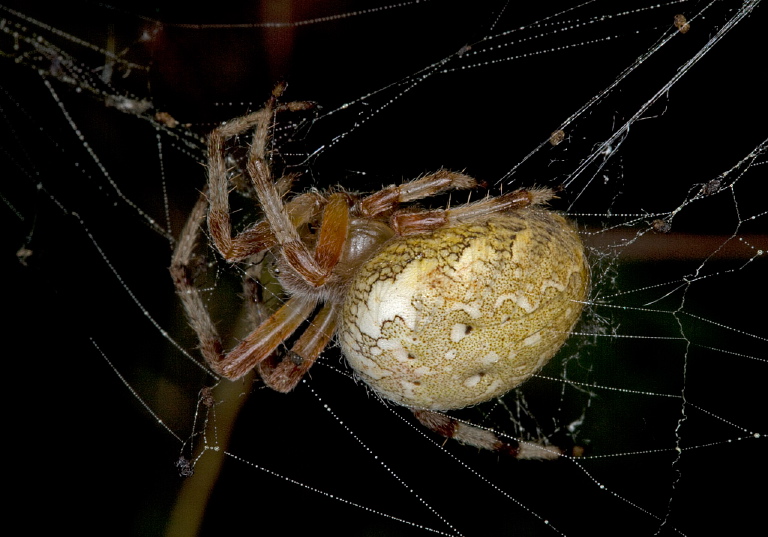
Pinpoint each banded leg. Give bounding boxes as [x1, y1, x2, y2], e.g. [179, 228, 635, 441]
[412, 409, 563, 460]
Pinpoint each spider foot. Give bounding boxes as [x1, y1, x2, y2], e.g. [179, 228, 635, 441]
[257, 352, 311, 393]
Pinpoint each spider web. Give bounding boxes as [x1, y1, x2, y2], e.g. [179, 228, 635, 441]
[2, 1, 765, 535]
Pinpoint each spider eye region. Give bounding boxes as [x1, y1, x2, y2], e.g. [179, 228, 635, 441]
[339, 209, 590, 411]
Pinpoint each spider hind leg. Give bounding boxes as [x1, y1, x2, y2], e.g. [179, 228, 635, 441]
[412, 409, 563, 460]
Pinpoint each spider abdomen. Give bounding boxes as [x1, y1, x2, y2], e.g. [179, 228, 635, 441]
[339, 209, 589, 411]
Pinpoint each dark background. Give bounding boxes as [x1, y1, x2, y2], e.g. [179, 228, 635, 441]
[2, 1, 765, 535]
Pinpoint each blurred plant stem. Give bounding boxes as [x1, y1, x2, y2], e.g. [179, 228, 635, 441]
[164, 374, 254, 537]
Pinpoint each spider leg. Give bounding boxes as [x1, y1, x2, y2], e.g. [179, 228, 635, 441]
[312, 193, 351, 278]
[358, 169, 480, 218]
[171, 192, 227, 368]
[207, 92, 314, 263]
[244, 193, 348, 387]
[248, 139, 352, 287]
[214, 295, 318, 380]
[185, 86, 347, 381]
[391, 186, 555, 236]
[232, 95, 353, 288]
[207, 107, 274, 259]
[207, 84, 351, 287]
[171, 192, 319, 379]
[257, 301, 340, 393]
[213, 190, 327, 263]
[412, 409, 562, 460]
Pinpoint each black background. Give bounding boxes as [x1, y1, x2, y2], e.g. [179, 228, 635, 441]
[3, 1, 766, 535]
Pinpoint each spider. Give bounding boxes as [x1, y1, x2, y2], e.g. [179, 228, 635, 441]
[171, 86, 590, 459]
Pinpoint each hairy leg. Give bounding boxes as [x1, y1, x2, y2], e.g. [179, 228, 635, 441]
[206, 88, 315, 263]
[358, 169, 480, 218]
[391, 187, 554, 236]
[170, 192, 226, 369]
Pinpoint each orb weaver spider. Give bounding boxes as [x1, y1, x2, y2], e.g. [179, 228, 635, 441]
[171, 85, 589, 458]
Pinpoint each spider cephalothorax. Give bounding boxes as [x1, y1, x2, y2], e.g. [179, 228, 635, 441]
[171, 86, 589, 458]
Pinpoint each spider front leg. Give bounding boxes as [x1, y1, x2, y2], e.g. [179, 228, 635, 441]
[245, 140, 351, 288]
[219, 91, 351, 288]
[206, 91, 315, 263]
[171, 192, 320, 380]
[199, 180, 352, 380]
[248, 193, 353, 390]
[171, 192, 225, 368]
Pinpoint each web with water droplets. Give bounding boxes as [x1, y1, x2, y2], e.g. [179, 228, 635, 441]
[2, 1, 765, 535]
